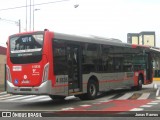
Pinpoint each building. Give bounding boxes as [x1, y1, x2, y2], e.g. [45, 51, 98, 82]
[127, 31, 155, 47]
[0, 46, 6, 86]
[127, 33, 139, 44]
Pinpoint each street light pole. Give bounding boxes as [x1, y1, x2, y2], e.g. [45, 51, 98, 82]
[26, 0, 28, 31]
[18, 19, 21, 33]
[30, 0, 32, 31]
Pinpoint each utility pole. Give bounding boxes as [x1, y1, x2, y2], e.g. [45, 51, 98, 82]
[30, 0, 32, 31]
[18, 19, 21, 33]
[26, 0, 28, 31]
[0, 18, 21, 33]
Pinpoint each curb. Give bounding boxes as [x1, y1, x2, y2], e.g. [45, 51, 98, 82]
[153, 78, 160, 81]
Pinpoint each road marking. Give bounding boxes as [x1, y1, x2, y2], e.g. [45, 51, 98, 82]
[93, 103, 101, 104]
[0, 91, 7, 95]
[116, 93, 133, 100]
[138, 93, 150, 100]
[130, 108, 144, 111]
[37, 97, 52, 101]
[140, 105, 152, 108]
[80, 105, 91, 107]
[0, 94, 11, 98]
[22, 96, 49, 101]
[5, 95, 36, 101]
[62, 107, 74, 111]
[151, 100, 160, 103]
[99, 100, 111, 102]
[147, 102, 158, 105]
[156, 97, 160, 100]
[0, 95, 22, 100]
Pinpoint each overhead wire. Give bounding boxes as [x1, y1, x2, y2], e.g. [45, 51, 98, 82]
[0, 0, 70, 11]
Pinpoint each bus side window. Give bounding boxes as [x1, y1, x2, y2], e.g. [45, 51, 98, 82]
[82, 43, 98, 73]
[53, 40, 67, 75]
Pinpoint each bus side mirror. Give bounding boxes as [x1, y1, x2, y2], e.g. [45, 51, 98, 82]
[6, 42, 8, 46]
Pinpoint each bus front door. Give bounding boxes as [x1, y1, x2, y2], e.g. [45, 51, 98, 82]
[67, 45, 82, 94]
[146, 53, 153, 83]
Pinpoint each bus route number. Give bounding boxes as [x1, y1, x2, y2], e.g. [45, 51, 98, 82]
[56, 77, 68, 83]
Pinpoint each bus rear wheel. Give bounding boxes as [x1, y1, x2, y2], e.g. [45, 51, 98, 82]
[77, 80, 98, 100]
[87, 80, 98, 100]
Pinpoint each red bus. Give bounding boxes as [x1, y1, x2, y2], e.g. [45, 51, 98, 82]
[6, 29, 153, 100]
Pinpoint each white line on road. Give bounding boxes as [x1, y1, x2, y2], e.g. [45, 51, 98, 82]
[130, 108, 144, 111]
[116, 93, 133, 100]
[147, 102, 158, 105]
[92, 103, 101, 104]
[0, 91, 7, 95]
[22, 96, 49, 101]
[138, 93, 150, 100]
[0, 94, 11, 98]
[0, 95, 22, 100]
[99, 100, 111, 103]
[61, 107, 74, 111]
[37, 97, 52, 101]
[140, 105, 152, 108]
[151, 100, 160, 103]
[80, 105, 91, 107]
[5, 95, 36, 101]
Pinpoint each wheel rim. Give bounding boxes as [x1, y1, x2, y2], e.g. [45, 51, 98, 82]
[89, 84, 96, 96]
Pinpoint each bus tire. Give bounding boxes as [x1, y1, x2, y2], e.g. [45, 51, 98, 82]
[86, 80, 98, 100]
[49, 95, 65, 100]
[76, 80, 98, 100]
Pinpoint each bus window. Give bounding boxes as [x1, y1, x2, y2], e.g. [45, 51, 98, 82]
[53, 40, 67, 75]
[133, 54, 146, 71]
[82, 43, 99, 73]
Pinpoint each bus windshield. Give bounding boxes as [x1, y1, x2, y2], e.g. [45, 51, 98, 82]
[10, 34, 43, 53]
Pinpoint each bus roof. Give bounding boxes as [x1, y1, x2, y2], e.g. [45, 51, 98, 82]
[54, 32, 135, 48]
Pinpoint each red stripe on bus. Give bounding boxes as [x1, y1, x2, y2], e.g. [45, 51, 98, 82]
[53, 78, 133, 88]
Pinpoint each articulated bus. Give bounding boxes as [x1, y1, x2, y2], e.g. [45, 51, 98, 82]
[6, 29, 153, 100]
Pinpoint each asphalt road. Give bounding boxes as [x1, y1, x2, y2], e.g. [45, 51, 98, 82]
[0, 81, 160, 120]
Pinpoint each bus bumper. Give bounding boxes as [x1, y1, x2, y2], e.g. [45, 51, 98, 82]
[7, 80, 52, 95]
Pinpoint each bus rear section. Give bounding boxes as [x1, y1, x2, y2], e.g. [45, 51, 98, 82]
[6, 31, 52, 95]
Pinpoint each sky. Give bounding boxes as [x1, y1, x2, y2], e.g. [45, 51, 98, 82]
[0, 0, 160, 47]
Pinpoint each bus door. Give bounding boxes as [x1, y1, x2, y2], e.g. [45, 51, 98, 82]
[145, 53, 153, 82]
[67, 44, 82, 94]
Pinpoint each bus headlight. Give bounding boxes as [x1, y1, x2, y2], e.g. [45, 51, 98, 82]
[42, 63, 49, 83]
[6, 65, 12, 82]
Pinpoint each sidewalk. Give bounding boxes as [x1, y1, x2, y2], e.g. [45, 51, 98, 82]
[0, 84, 5, 92]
